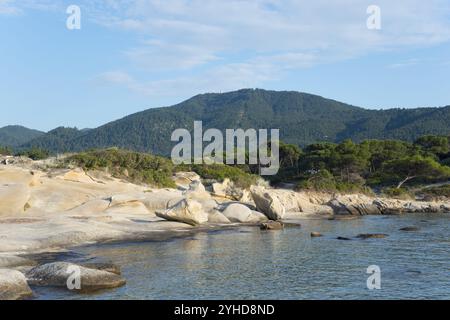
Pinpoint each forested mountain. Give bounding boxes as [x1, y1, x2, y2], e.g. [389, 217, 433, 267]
[0, 125, 44, 147]
[19, 127, 90, 152]
[10, 89, 450, 155]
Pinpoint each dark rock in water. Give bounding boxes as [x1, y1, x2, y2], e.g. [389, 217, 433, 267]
[283, 222, 302, 228]
[26, 262, 126, 292]
[399, 226, 420, 232]
[260, 221, 284, 230]
[328, 215, 359, 221]
[310, 232, 323, 237]
[356, 233, 388, 239]
[336, 236, 351, 241]
[406, 270, 422, 274]
[82, 262, 121, 275]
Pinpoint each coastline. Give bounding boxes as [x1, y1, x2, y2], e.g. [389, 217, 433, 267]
[0, 161, 449, 299]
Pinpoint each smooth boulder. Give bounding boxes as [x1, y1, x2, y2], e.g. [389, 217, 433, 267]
[26, 262, 126, 291]
[0, 269, 33, 300]
[222, 203, 267, 223]
[207, 210, 231, 224]
[183, 181, 211, 200]
[156, 199, 208, 226]
[250, 187, 286, 220]
[222, 203, 252, 223]
[212, 178, 231, 197]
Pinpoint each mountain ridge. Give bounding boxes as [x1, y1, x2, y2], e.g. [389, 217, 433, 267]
[5, 89, 450, 155]
[0, 125, 45, 147]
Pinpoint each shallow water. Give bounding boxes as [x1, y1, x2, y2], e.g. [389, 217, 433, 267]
[32, 213, 450, 300]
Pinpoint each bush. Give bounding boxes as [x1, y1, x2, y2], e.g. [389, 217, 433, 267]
[382, 187, 413, 200]
[420, 184, 450, 198]
[0, 146, 12, 156]
[295, 170, 374, 195]
[65, 148, 176, 188]
[295, 170, 337, 192]
[177, 163, 259, 189]
[16, 148, 50, 160]
[336, 182, 374, 196]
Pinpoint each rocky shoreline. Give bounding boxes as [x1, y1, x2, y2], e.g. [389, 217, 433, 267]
[0, 161, 449, 299]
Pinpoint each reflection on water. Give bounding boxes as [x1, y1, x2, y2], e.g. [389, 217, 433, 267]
[32, 213, 450, 300]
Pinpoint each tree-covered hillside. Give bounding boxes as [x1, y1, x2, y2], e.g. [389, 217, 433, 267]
[0, 125, 44, 147]
[13, 89, 450, 155]
[20, 127, 90, 153]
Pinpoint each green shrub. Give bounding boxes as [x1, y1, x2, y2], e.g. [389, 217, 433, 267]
[16, 148, 50, 160]
[382, 187, 413, 200]
[0, 146, 12, 156]
[295, 170, 337, 192]
[420, 184, 450, 198]
[336, 182, 374, 196]
[65, 148, 176, 188]
[177, 163, 259, 189]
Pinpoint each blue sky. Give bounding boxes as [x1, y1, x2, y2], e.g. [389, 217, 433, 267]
[1, 0, 450, 132]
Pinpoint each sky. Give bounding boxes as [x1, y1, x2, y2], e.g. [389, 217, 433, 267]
[1, 0, 450, 132]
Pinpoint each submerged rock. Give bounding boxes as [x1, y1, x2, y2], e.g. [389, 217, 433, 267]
[26, 262, 126, 291]
[328, 215, 359, 220]
[336, 236, 351, 241]
[356, 233, 389, 239]
[156, 198, 208, 226]
[399, 226, 420, 232]
[260, 221, 284, 230]
[0, 269, 33, 300]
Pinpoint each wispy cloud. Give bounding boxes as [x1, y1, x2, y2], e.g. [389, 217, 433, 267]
[0, 0, 62, 14]
[0, 0, 21, 15]
[5, 0, 450, 99]
[388, 58, 421, 69]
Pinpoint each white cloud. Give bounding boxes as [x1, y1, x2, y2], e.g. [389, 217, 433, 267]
[6, 0, 450, 98]
[388, 58, 421, 69]
[0, 0, 21, 14]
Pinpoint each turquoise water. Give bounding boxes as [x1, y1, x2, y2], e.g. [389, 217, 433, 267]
[32, 213, 450, 300]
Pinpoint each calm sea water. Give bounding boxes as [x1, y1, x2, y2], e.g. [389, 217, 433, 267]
[32, 213, 450, 300]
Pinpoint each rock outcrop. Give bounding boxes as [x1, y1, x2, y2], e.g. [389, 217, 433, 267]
[173, 172, 201, 190]
[156, 198, 208, 226]
[0, 184, 30, 216]
[222, 203, 267, 223]
[0, 269, 33, 300]
[250, 187, 286, 220]
[183, 181, 211, 200]
[0, 255, 36, 268]
[26, 262, 126, 291]
[207, 210, 231, 224]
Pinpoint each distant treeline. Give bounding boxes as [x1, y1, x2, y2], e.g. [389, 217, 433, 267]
[2, 135, 450, 194]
